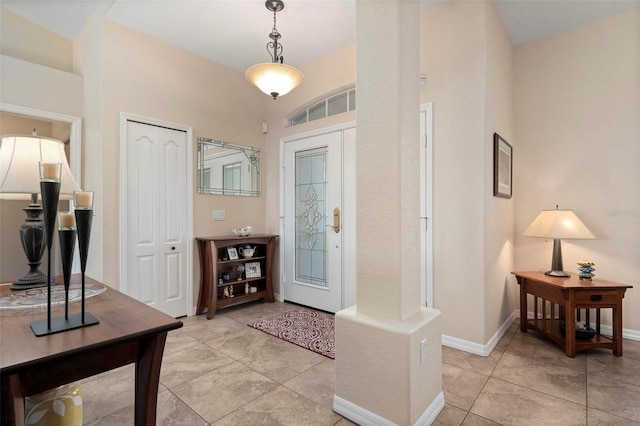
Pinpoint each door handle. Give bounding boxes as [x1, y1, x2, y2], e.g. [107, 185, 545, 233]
[171, 247, 176, 251]
[330, 207, 340, 233]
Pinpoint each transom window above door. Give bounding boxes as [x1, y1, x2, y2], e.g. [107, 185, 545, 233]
[288, 87, 356, 127]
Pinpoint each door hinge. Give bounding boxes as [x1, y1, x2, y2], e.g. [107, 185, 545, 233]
[420, 216, 429, 231]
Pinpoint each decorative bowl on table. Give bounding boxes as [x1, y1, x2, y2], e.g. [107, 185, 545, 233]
[577, 260, 595, 280]
[559, 321, 597, 340]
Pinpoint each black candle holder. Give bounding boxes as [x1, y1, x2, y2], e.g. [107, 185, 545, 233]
[31, 167, 99, 336]
[74, 191, 95, 323]
[32, 164, 61, 334]
[58, 220, 76, 320]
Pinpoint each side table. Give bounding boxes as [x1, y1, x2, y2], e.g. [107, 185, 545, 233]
[512, 271, 632, 358]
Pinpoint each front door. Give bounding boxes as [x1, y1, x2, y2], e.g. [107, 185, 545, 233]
[283, 129, 347, 313]
[123, 119, 191, 317]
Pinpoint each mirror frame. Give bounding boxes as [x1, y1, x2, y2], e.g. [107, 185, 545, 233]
[197, 137, 261, 197]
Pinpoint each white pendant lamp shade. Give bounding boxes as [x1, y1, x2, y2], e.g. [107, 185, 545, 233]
[0, 135, 82, 200]
[245, 62, 304, 99]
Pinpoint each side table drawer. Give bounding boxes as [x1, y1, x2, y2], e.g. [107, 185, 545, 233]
[575, 290, 618, 305]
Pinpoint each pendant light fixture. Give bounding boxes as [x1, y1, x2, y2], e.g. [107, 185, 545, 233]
[245, 0, 304, 100]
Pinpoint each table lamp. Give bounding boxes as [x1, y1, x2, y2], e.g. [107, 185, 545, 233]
[522, 205, 595, 277]
[0, 134, 82, 290]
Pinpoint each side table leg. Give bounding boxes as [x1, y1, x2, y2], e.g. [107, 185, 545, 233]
[135, 332, 167, 425]
[613, 299, 623, 356]
[206, 288, 217, 319]
[1, 374, 25, 426]
[519, 280, 527, 332]
[565, 295, 577, 358]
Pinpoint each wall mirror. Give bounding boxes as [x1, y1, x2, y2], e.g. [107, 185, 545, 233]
[197, 137, 261, 196]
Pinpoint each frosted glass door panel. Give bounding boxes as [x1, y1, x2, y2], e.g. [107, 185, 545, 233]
[295, 147, 327, 287]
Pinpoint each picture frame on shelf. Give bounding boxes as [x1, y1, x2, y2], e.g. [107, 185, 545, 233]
[493, 133, 513, 199]
[245, 262, 262, 278]
[227, 247, 239, 260]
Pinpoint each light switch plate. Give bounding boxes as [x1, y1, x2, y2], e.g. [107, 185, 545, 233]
[420, 338, 427, 363]
[212, 210, 226, 221]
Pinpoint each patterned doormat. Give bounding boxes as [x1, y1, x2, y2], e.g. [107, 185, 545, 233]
[249, 310, 335, 359]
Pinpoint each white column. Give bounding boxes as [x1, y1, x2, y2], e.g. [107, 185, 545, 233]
[334, 1, 443, 424]
[355, 0, 421, 322]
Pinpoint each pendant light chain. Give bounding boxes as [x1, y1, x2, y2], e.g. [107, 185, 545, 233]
[268, 6, 284, 64]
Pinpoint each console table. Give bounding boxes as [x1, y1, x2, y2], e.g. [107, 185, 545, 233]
[513, 271, 632, 358]
[0, 275, 182, 425]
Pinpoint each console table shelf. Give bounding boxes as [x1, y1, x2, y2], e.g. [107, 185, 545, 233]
[196, 234, 278, 319]
[216, 290, 269, 309]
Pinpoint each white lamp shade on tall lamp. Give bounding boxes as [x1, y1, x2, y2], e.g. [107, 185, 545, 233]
[522, 208, 595, 277]
[522, 209, 595, 240]
[245, 62, 304, 99]
[0, 135, 81, 200]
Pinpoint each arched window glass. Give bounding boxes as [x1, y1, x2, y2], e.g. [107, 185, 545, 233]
[287, 87, 356, 127]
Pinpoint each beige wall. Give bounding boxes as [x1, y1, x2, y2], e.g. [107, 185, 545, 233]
[0, 55, 83, 117]
[0, 7, 73, 73]
[76, 20, 267, 299]
[514, 10, 640, 331]
[420, 0, 514, 344]
[482, 1, 516, 342]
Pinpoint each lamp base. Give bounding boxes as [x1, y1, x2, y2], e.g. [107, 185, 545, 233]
[545, 239, 569, 278]
[545, 270, 570, 278]
[11, 197, 58, 290]
[11, 272, 56, 290]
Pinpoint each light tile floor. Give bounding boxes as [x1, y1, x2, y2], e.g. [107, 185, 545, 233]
[81, 301, 640, 425]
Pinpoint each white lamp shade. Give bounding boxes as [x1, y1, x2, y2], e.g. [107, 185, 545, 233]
[245, 62, 304, 98]
[522, 209, 595, 239]
[0, 135, 82, 200]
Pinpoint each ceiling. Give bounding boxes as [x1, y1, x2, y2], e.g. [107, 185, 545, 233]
[2, 0, 639, 73]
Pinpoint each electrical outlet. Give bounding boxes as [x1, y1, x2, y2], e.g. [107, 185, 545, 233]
[212, 210, 226, 221]
[420, 338, 427, 363]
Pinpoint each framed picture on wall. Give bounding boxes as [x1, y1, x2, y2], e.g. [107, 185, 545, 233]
[493, 133, 512, 199]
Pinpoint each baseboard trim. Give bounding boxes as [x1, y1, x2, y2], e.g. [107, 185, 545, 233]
[415, 391, 446, 425]
[443, 309, 640, 356]
[621, 327, 640, 341]
[333, 395, 396, 426]
[333, 392, 445, 426]
[442, 310, 518, 356]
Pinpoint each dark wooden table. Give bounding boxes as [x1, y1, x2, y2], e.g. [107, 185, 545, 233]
[0, 275, 182, 425]
[513, 271, 632, 357]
